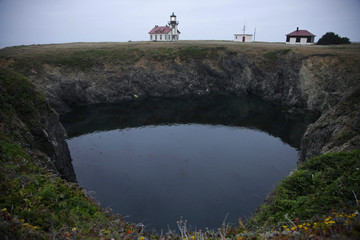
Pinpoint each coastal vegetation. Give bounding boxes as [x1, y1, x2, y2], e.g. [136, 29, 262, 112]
[0, 138, 140, 240]
[1, 42, 360, 239]
[317, 32, 351, 45]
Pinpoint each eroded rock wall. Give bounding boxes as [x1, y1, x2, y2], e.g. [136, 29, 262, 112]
[28, 52, 352, 114]
[5, 46, 360, 162]
[299, 87, 360, 162]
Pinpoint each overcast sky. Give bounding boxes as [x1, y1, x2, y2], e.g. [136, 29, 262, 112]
[0, 0, 359, 48]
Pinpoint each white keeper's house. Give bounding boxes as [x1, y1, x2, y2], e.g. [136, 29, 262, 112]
[286, 27, 315, 44]
[149, 12, 180, 41]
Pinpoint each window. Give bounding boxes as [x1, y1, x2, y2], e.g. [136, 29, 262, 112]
[150, 35, 152, 40]
[160, 35, 162, 40]
[296, 37, 300, 42]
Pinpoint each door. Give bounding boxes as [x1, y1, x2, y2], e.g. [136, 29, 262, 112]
[242, 36, 245, 42]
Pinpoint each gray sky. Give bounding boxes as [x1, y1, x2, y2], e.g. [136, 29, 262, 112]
[0, 0, 359, 48]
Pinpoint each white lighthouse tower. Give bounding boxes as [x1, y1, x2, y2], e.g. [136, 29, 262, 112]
[148, 12, 180, 41]
[168, 12, 180, 41]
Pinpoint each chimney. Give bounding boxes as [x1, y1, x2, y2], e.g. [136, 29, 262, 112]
[296, 27, 299, 32]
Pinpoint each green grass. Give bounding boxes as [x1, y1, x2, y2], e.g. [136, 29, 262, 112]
[0, 138, 138, 240]
[1, 45, 236, 73]
[4, 48, 146, 72]
[252, 151, 360, 225]
[263, 49, 291, 61]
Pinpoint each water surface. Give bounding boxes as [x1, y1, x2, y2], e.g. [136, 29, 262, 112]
[61, 95, 317, 231]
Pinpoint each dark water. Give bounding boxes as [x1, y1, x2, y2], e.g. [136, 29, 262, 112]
[61, 95, 317, 232]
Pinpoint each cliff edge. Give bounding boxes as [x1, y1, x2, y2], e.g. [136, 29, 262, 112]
[0, 68, 75, 181]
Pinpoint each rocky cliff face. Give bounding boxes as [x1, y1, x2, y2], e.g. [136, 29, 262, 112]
[0, 68, 76, 182]
[25, 51, 356, 115]
[41, 104, 76, 181]
[299, 87, 360, 162]
[1, 43, 359, 162]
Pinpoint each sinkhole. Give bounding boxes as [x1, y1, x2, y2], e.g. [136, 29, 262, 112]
[60, 95, 317, 232]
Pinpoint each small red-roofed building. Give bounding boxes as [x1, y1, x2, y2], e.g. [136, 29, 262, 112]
[149, 13, 180, 41]
[286, 27, 315, 45]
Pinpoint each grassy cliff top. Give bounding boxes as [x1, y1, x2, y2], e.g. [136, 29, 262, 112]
[1, 41, 359, 74]
[1, 41, 360, 56]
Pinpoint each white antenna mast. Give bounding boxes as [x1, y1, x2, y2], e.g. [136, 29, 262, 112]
[254, 27, 256, 41]
[243, 19, 246, 35]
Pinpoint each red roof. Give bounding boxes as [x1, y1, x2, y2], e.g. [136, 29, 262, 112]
[148, 26, 171, 34]
[286, 29, 315, 37]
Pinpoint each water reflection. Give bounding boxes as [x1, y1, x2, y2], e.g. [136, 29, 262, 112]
[61, 95, 318, 149]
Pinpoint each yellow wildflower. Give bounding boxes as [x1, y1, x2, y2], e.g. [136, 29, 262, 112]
[325, 220, 335, 225]
[282, 225, 288, 229]
[72, 227, 77, 232]
[291, 226, 296, 231]
[191, 236, 195, 240]
[1, 208, 7, 212]
[138, 237, 145, 240]
[19, 219, 25, 223]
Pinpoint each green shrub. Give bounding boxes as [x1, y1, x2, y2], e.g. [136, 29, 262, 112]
[0, 68, 45, 118]
[317, 32, 351, 45]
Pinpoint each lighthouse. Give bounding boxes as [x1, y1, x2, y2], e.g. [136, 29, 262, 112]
[168, 12, 179, 41]
[148, 12, 180, 41]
